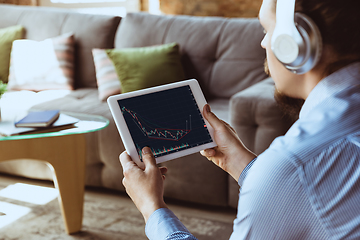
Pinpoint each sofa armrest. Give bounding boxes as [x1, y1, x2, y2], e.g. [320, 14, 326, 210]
[229, 77, 295, 155]
[228, 77, 296, 208]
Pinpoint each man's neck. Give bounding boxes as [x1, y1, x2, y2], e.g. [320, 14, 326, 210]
[300, 47, 335, 99]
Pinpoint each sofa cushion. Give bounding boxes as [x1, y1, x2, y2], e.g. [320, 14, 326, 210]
[92, 49, 121, 101]
[29, 89, 125, 190]
[29, 89, 231, 205]
[115, 12, 267, 99]
[208, 98, 230, 122]
[0, 25, 24, 83]
[0, 4, 121, 89]
[7, 33, 75, 91]
[106, 42, 185, 93]
[230, 78, 295, 154]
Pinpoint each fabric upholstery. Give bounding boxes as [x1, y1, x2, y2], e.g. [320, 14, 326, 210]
[161, 154, 228, 206]
[207, 98, 230, 122]
[115, 13, 267, 99]
[228, 78, 295, 208]
[30, 89, 229, 205]
[0, 6, 295, 207]
[7, 33, 75, 91]
[230, 77, 295, 155]
[0, 25, 24, 83]
[26, 89, 125, 190]
[0, 4, 121, 89]
[92, 49, 121, 101]
[106, 42, 185, 93]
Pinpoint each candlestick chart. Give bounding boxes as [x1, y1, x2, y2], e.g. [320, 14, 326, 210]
[117, 85, 213, 159]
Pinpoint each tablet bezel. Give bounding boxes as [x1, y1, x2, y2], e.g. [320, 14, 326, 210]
[107, 79, 217, 168]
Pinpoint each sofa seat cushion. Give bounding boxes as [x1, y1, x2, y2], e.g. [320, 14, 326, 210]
[161, 153, 229, 206]
[29, 88, 125, 190]
[0, 89, 232, 207]
[32, 89, 108, 116]
[208, 98, 230, 122]
[0, 89, 71, 121]
[32, 89, 232, 206]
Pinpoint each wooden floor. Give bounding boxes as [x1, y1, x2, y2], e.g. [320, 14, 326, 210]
[0, 173, 237, 240]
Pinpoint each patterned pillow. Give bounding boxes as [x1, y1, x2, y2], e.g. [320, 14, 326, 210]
[7, 32, 75, 91]
[92, 48, 121, 101]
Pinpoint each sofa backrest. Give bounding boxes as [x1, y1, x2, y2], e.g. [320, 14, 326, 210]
[115, 12, 267, 99]
[0, 4, 120, 89]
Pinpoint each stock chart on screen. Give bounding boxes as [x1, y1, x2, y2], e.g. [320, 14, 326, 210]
[117, 85, 213, 160]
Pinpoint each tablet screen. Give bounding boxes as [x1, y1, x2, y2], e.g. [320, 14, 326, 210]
[117, 85, 213, 160]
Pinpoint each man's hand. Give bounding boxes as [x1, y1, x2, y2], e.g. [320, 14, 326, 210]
[201, 104, 256, 181]
[119, 147, 168, 222]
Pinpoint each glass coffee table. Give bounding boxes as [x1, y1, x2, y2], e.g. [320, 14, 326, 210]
[0, 112, 109, 234]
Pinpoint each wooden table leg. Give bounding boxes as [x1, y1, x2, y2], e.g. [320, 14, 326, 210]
[0, 134, 86, 234]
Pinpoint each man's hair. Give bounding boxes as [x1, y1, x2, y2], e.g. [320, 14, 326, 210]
[274, 0, 360, 75]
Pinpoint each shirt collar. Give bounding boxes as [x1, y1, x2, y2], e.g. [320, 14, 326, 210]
[299, 62, 360, 119]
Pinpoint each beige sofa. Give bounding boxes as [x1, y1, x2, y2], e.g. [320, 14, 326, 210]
[0, 4, 293, 208]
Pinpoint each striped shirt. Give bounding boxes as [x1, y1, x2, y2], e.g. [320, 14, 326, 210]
[145, 62, 360, 240]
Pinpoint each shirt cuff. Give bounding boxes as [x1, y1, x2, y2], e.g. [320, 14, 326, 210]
[238, 157, 257, 187]
[145, 208, 191, 240]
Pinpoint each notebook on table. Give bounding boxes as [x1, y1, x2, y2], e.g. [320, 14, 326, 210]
[15, 110, 60, 128]
[0, 113, 79, 136]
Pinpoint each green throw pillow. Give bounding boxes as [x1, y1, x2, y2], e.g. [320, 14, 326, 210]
[0, 25, 24, 83]
[106, 42, 185, 93]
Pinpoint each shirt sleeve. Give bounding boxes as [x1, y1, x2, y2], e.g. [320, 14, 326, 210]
[145, 208, 198, 240]
[238, 157, 257, 187]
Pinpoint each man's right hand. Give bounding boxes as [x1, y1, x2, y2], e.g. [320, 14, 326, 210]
[200, 104, 256, 182]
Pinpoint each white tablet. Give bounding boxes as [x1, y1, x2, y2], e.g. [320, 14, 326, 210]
[107, 79, 217, 167]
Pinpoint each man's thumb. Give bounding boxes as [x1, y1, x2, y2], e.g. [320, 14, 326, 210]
[141, 147, 157, 168]
[203, 104, 223, 130]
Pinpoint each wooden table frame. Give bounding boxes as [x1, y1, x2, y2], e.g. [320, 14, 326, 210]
[0, 133, 86, 234]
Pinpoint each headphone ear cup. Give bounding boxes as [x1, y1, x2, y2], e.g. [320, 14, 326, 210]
[285, 13, 323, 74]
[272, 33, 300, 65]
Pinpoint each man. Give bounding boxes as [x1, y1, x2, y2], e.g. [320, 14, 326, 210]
[120, 0, 360, 239]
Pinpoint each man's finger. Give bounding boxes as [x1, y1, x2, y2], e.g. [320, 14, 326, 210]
[142, 147, 157, 169]
[159, 167, 168, 175]
[119, 151, 135, 168]
[200, 148, 216, 157]
[203, 104, 224, 130]
[119, 151, 140, 178]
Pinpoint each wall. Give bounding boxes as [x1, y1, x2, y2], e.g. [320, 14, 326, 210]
[160, 0, 263, 18]
[0, 0, 139, 16]
[39, 0, 138, 17]
[0, 0, 37, 5]
[140, 0, 148, 11]
[0, 0, 262, 18]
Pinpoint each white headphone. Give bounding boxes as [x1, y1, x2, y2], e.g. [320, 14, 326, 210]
[271, 0, 323, 74]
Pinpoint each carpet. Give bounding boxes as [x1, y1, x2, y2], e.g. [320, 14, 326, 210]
[0, 178, 235, 240]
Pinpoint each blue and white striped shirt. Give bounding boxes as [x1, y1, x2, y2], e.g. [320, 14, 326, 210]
[145, 63, 360, 240]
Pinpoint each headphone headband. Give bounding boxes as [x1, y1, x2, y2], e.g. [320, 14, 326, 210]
[275, 0, 296, 33]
